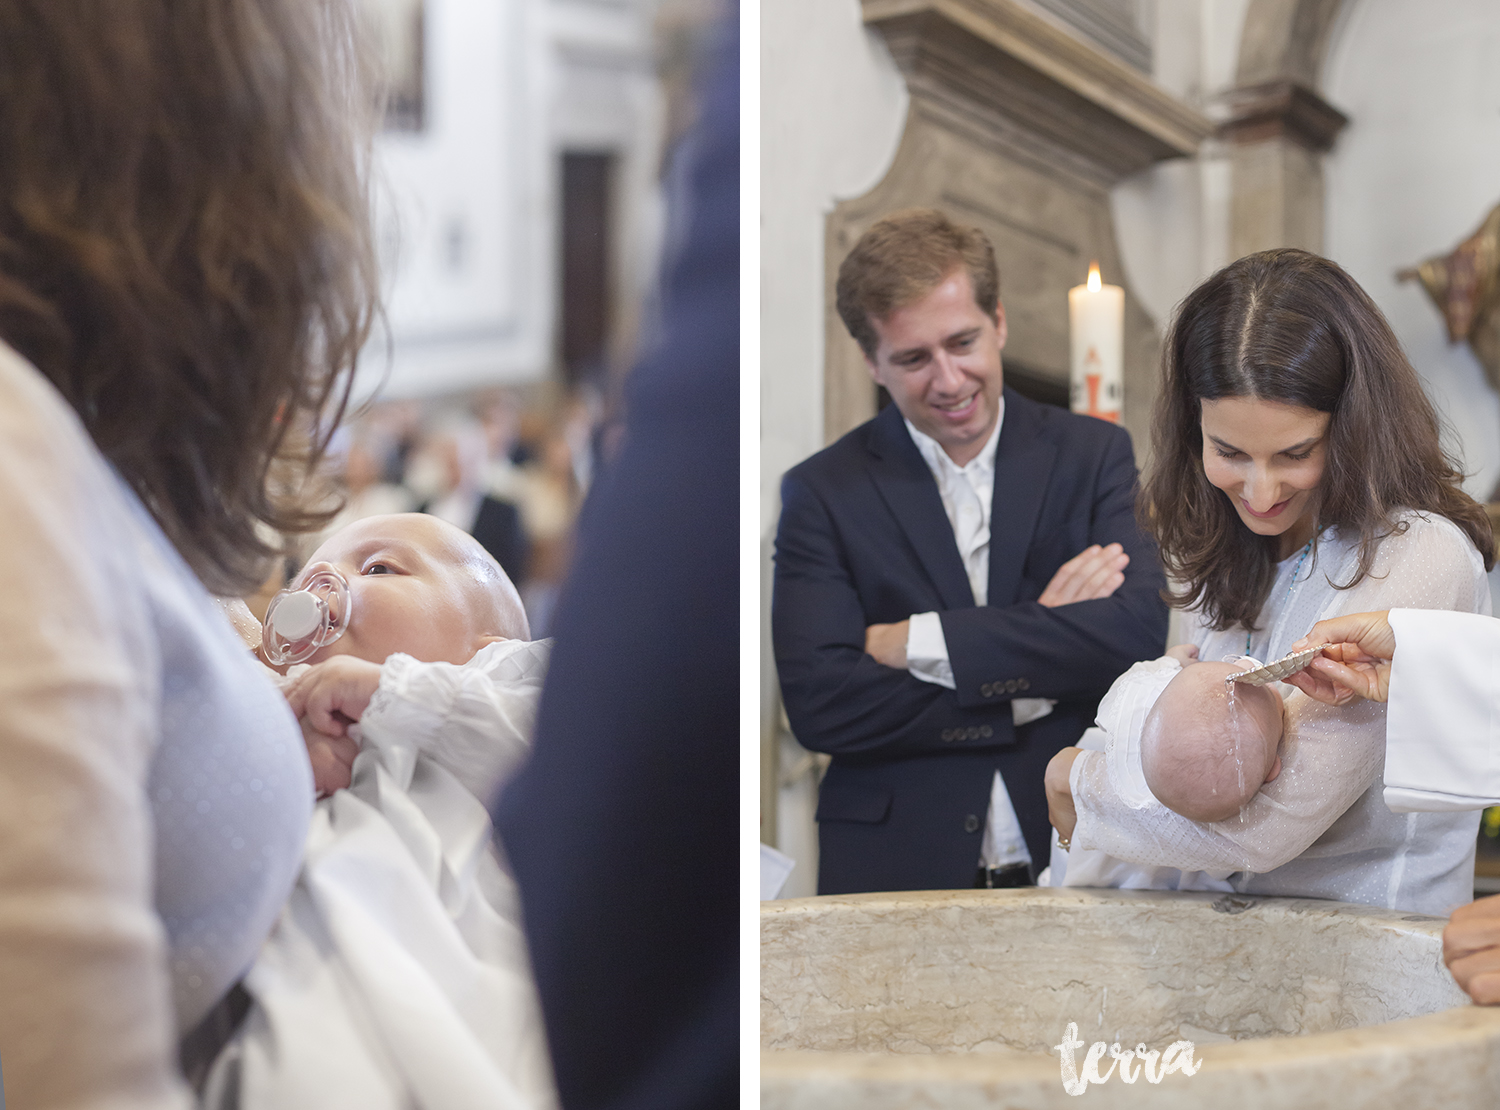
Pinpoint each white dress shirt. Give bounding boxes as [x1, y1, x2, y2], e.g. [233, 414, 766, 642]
[900, 402, 1055, 870]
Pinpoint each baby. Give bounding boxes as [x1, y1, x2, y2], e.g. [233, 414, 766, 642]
[263, 511, 540, 800]
[202, 512, 559, 1110]
[1142, 657, 1284, 823]
[1046, 649, 1285, 891]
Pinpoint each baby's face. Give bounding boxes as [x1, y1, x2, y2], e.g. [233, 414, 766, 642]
[274, 513, 524, 669]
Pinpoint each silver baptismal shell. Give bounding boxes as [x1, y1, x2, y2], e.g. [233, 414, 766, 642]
[1230, 645, 1322, 687]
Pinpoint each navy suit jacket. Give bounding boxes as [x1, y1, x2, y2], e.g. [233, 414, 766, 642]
[772, 389, 1168, 894]
[491, 11, 736, 1109]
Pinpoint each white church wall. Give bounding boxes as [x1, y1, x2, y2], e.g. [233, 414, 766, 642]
[356, 0, 663, 403]
[548, 0, 667, 373]
[1103, 1, 1244, 652]
[357, 0, 552, 401]
[1323, 0, 1500, 507]
[1109, 0, 1248, 336]
[759, 0, 907, 535]
[760, 0, 906, 895]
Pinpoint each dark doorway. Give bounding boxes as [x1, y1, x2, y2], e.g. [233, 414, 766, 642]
[558, 151, 615, 385]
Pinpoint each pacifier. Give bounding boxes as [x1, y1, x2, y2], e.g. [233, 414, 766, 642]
[261, 563, 353, 666]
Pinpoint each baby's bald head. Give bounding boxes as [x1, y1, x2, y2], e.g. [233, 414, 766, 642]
[398, 514, 530, 644]
[1141, 660, 1284, 823]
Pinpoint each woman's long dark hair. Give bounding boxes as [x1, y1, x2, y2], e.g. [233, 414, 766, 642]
[1142, 248, 1493, 632]
[0, 0, 378, 596]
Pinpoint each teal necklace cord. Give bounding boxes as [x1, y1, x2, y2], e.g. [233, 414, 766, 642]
[1246, 533, 1318, 655]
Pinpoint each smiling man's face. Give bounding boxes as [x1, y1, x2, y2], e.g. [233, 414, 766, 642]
[864, 268, 1006, 466]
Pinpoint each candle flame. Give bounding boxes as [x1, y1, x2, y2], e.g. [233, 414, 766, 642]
[1087, 263, 1101, 292]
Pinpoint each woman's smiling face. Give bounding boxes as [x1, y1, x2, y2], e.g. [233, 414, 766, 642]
[1200, 396, 1331, 558]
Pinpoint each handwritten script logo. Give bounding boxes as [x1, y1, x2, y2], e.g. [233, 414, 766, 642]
[1053, 1022, 1199, 1096]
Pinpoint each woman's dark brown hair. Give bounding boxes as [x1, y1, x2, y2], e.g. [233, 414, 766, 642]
[0, 0, 378, 595]
[1143, 248, 1494, 632]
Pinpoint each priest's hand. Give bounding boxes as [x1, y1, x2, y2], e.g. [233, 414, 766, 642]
[1286, 611, 1394, 705]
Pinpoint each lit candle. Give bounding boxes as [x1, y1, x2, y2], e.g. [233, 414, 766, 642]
[1068, 262, 1124, 423]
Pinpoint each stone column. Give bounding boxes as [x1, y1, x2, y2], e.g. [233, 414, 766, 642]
[1222, 80, 1348, 258]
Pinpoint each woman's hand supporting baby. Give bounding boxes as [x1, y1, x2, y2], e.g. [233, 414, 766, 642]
[1045, 747, 1083, 843]
[284, 656, 386, 795]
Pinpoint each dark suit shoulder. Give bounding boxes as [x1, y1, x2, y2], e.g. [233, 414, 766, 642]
[780, 410, 889, 495]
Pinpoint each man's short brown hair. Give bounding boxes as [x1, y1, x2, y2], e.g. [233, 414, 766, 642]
[834, 208, 1000, 358]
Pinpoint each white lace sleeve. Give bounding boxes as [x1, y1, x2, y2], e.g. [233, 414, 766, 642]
[1072, 513, 1489, 873]
[359, 639, 552, 803]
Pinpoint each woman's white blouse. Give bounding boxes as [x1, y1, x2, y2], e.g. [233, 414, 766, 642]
[1071, 511, 1490, 916]
[0, 343, 311, 1106]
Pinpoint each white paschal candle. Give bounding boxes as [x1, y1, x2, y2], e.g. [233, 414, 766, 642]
[1068, 262, 1124, 423]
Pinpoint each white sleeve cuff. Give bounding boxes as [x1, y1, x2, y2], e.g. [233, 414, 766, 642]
[358, 643, 548, 802]
[1012, 697, 1056, 726]
[906, 610, 955, 689]
[1384, 608, 1500, 811]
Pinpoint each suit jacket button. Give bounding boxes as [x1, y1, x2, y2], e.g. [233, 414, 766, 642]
[980, 682, 993, 697]
[966, 726, 979, 740]
[1004, 679, 1018, 694]
[1018, 677, 1031, 692]
[940, 729, 953, 742]
[980, 724, 993, 738]
[964, 814, 980, 833]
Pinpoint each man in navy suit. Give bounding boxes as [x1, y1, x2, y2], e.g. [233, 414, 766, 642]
[772, 209, 1168, 895]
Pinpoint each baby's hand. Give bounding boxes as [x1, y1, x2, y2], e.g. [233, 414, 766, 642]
[1165, 643, 1199, 664]
[302, 717, 359, 797]
[284, 657, 384, 796]
[284, 655, 384, 736]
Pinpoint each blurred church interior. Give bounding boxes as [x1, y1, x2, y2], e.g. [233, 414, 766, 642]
[271, 0, 724, 638]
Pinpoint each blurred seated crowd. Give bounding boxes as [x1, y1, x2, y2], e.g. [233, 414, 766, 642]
[254, 382, 608, 639]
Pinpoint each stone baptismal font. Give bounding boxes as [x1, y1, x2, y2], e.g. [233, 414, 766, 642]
[761, 889, 1500, 1107]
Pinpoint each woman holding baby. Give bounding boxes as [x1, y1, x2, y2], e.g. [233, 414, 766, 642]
[0, 0, 376, 1104]
[1045, 247, 1494, 917]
